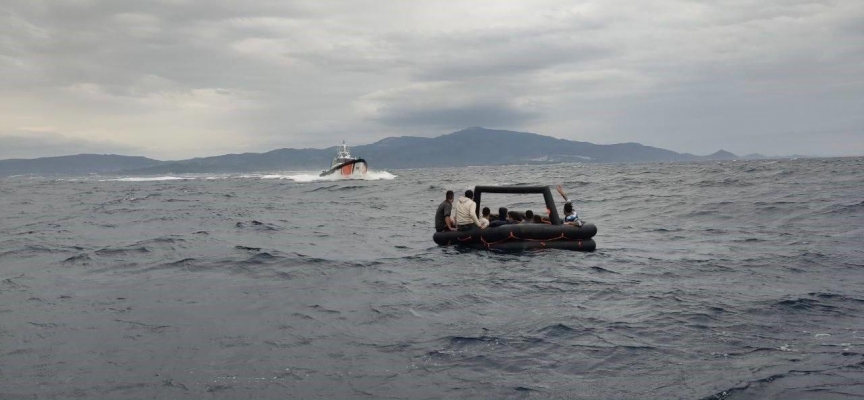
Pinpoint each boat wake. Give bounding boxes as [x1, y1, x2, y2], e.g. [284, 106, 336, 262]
[271, 170, 397, 182]
[96, 171, 397, 182]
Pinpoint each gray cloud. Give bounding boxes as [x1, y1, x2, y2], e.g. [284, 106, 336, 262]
[0, 0, 862, 159]
[372, 102, 541, 131]
[0, 131, 141, 159]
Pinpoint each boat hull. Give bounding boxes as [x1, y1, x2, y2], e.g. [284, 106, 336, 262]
[319, 159, 367, 177]
[456, 239, 596, 252]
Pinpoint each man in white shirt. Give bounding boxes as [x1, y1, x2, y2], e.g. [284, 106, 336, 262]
[556, 185, 584, 227]
[451, 190, 484, 231]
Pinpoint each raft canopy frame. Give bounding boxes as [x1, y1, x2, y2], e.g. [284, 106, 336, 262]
[473, 185, 562, 226]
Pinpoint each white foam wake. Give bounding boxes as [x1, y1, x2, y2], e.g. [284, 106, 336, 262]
[98, 170, 397, 182]
[262, 170, 397, 182]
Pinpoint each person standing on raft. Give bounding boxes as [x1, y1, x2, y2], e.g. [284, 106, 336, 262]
[556, 184, 584, 227]
[452, 189, 485, 231]
[434, 190, 456, 232]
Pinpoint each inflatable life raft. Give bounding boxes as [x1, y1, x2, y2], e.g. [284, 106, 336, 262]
[433, 185, 597, 252]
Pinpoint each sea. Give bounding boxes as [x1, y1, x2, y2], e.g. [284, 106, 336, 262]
[1, 157, 862, 399]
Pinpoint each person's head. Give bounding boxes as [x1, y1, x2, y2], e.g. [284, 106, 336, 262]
[507, 211, 521, 221]
[498, 207, 508, 221]
[525, 210, 533, 220]
[564, 202, 573, 214]
[533, 215, 543, 223]
[465, 189, 473, 199]
[482, 207, 490, 217]
[445, 190, 454, 202]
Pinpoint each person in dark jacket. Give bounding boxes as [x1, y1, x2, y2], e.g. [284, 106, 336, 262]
[489, 207, 510, 228]
[434, 190, 455, 232]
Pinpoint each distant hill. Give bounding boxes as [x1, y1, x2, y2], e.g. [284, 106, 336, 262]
[351, 127, 692, 167]
[702, 150, 738, 161]
[0, 154, 163, 177]
[125, 148, 332, 175]
[1, 127, 768, 177]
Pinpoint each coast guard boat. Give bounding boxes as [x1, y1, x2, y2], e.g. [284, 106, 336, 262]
[319, 141, 368, 177]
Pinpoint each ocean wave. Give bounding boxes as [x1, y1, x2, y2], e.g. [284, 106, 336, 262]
[306, 185, 338, 192]
[694, 178, 754, 187]
[1, 274, 30, 291]
[824, 200, 864, 215]
[245, 252, 278, 264]
[104, 176, 191, 182]
[773, 297, 846, 316]
[333, 185, 367, 191]
[808, 292, 864, 304]
[133, 236, 187, 245]
[235, 220, 282, 231]
[61, 253, 92, 264]
[695, 364, 864, 400]
[257, 170, 397, 182]
[536, 323, 578, 337]
[95, 246, 151, 256]
[0, 245, 62, 258]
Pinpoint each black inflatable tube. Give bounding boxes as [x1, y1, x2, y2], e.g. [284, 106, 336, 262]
[433, 223, 597, 246]
[458, 239, 596, 252]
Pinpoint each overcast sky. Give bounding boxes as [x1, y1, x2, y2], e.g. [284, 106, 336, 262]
[1, 0, 862, 160]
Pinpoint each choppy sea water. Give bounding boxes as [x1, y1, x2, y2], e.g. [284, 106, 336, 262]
[1, 158, 862, 399]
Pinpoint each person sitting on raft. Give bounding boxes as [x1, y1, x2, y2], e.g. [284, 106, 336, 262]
[524, 210, 534, 223]
[489, 207, 510, 228]
[556, 184, 584, 227]
[452, 189, 485, 231]
[479, 207, 491, 229]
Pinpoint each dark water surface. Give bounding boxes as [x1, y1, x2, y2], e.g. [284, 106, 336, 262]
[1, 158, 863, 399]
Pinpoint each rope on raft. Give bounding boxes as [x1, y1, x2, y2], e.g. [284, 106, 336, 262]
[480, 232, 570, 247]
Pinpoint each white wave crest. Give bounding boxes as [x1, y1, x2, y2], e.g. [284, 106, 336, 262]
[106, 176, 191, 182]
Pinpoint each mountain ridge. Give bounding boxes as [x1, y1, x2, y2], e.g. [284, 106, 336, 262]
[0, 154, 163, 177]
[0, 127, 788, 177]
